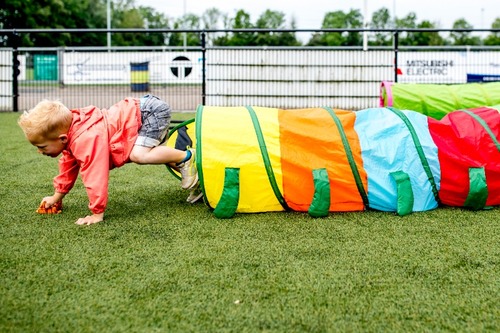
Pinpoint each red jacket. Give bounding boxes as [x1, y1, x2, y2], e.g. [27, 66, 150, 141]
[53, 98, 142, 214]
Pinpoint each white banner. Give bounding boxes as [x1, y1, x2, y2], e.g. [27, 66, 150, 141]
[62, 52, 202, 85]
[397, 52, 468, 83]
[397, 51, 500, 83]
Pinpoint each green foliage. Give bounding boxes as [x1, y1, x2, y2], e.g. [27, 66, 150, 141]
[212, 9, 301, 47]
[484, 18, 500, 46]
[398, 20, 446, 46]
[213, 10, 255, 46]
[254, 10, 301, 46]
[450, 18, 482, 46]
[413, 21, 446, 46]
[1, 112, 500, 332]
[307, 9, 363, 46]
[1, 1, 499, 47]
[369, 7, 393, 46]
[111, 0, 170, 47]
[1, 0, 108, 46]
[168, 13, 201, 47]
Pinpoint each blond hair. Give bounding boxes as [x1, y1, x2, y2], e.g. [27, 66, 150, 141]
[18, 100, 72, 139]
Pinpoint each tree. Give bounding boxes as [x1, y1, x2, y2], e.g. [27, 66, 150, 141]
[369, 7, 392, 46]
[449, 18, 481, 45]
[201, 7, 224, 45]
[377, 12, 447, 46]
[484, 17, 500, 45]
[213, 9, 256, 46]
[111, 1, 145, 46]
[254, 10, 301, 46]
[307, 9, 363, 46]
[138, 6, 170, 45]
[0, 0, 170, 47]
[201, 7, 223, 29]
[168, 13, 201, 47]
[0, 0, 107, 46]
[111, 0, 171, 46]
[412, 21, 445, 46]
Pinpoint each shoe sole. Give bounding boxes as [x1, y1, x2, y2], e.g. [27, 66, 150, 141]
[187, 191, 203, 204]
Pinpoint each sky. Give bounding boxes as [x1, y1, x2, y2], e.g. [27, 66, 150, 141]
[135, 0, 499, 30]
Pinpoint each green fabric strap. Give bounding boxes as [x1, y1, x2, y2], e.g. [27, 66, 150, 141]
[464, 167, 488, 211]
[456, 110, 496, 210]
[323, 107, 369, 209]
[387, 107, 440, 204]
[214, 168, 240, 218]
[166, 118, 196, 181]
[390, 171, 414, 216]
[308, 168, 331, 218]
[194, 104, 208, 206]
[458, 109, 500, 153]
[245, 106, 289, 210]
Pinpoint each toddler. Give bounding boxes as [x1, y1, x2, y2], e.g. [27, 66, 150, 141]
[18, 95, 198, 225]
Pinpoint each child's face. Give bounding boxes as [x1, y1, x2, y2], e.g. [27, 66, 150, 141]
[29, 134, 68, 158]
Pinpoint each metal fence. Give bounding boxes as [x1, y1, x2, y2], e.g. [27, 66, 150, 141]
[1, 29, 500, 112]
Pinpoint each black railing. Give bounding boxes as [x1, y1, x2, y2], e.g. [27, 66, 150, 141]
[1, 28, 500, 112]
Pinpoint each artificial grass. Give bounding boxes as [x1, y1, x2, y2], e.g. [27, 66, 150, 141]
[0, 112, 499, 332]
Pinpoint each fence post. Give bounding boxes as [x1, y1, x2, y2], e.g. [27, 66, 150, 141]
[201, 30, 206, 106]
[393, 30, 399, 83]
[11, 31, 20, 112]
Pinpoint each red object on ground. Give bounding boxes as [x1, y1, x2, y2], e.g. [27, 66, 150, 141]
[36, 201, 63, 214]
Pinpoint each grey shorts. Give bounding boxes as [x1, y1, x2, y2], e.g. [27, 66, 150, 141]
[135, 94, 172, 147]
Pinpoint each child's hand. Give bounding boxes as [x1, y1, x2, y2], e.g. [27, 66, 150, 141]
[36, 200, 63, 214]
[75, 213, 104, 225]
[41, 195, 60, 208]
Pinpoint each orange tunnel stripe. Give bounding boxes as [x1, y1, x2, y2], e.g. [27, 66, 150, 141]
[278, 108, 367, 212]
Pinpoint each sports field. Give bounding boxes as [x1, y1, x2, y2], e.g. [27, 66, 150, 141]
[0, 112, 498, 332]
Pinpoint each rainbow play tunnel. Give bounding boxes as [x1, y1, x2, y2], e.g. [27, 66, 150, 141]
[167, 104, 500, 218]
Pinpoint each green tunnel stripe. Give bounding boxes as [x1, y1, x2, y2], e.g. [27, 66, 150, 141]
[245, 106, 289, 210]
[213, 168, 240, 218]
[195, 104, 210, 207]
[464, 167, 488, 210]
[308, 168, 331, 217]
[390, 171, 414, 216]
[323, 107, 369, 208]
[387, 107, 440, 203]
[458, 109, 500, 152]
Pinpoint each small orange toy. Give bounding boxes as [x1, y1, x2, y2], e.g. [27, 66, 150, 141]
[36, 201, 63, 214]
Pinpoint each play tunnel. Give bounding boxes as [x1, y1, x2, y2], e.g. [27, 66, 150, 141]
[166, 104, 500, 218]
[380, 81, 500, 119]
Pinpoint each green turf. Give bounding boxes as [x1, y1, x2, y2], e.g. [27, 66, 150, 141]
[0, 112, 498, 332]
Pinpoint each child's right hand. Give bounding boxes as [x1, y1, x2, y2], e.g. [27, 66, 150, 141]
[37, 201, 63, 214]
[41, 196, 60, 208]
[36, 193, 65, 214]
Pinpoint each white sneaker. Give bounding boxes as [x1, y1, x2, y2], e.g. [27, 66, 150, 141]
[186, 183, 203, 204]
[178, 148, 198, 190]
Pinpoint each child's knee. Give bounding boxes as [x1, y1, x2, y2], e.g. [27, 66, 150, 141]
[129, 148, 146, 164]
